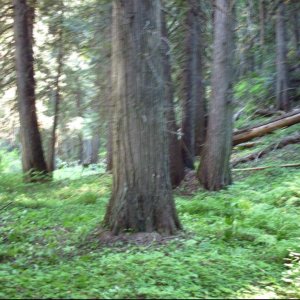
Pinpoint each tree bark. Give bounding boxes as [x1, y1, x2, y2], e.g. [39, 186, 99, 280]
[181, 0, 198, 169]
[194, 2, 206, 157]
[197, 0, 234, 191]
[47, 12, 64, 172]
[13, 0, 48, 181]
[276, 1, 290, 111]
[233, 110, 300, 145]
[292, 3, 300, 58]
[106, 122, 113, 171]
[103, 0, 181, 235]
[161, 10, 184, 187]
[90, 135, 100, 164]
[259, 0, 265, 47]
[75, 76, 84, 164]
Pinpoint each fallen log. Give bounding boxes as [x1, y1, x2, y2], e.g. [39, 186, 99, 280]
[233, 163, 300, 172]
[232, 134, 300, 166]
[233, 110, 300, 145]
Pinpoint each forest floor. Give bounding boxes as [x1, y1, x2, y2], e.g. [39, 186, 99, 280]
[0, 124, 300, 299]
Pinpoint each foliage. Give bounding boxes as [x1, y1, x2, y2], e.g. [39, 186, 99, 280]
[0, 153, 300, 298]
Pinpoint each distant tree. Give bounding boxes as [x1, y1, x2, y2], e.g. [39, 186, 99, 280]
[292, 2, 300, 58]
[181, 0, 201, 169]
[47, 6, 64, 172]
[13, 0, 48, 181]
[197, 0, 234, 191]
[276, 1, 290, 111]
[161, 9, 184, 187]
[103, 0, 181, 235]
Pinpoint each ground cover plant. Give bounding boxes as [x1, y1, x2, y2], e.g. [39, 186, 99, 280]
[1, 128, 300, 299]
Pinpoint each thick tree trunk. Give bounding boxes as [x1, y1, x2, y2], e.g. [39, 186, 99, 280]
[161, 10, 184, 187]
[197, 0, 234, 191]
[233, 110, 300, 145]
[48, 18, 64, 172]
[103, 0, 181, 235]
[276, 2, 290, 111]
[13, 0, 48, 181]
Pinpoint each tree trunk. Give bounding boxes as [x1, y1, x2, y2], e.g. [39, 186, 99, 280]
[13, 0, 48, 181]
[91, 135, 100, 164]
[103, 0, 181, 235]
[197, 0, 234, 191]
[259, 0, 265, 47]
[48, 14, 64, 172]
[292, 3, 300, 58]
[161, 10, 184, 187]
[181, 0, 202, 169]
[194, 4, 206, 156]
[276, 2, 290, 111]
[106, 122, 113, 171]
[75, 77, 84, 164]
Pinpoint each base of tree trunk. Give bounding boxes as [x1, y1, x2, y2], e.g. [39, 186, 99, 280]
[96, 230, 180, 247]
[104, 192, 182, 236]
[23, 170, 51, 183]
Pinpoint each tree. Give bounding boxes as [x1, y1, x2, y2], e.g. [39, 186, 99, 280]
[276, 1, 290, 111]
[181, 0, 203, 169]
[103, 0, 181, 235]
[47, 7, 64, 172]
[13, 0, 48, 181]
[197, 0, 234, 191]
[292, 2, 300, 58]
[161, 9, 184, 187]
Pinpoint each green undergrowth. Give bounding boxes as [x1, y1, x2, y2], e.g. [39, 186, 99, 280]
[232, 123, 300, 165]
[1, 157, 300, 298]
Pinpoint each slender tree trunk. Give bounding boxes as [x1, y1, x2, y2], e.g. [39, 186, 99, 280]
[276, 2, 290, 111]
[161, 10, 184, 187]
[75, 77, 84, 164]
[197, 0, 234, 191]
[13, 0, 48, 181]
[103, 0, 181, 235]
[90, 134, 100, 164]
[181, 0, 197, 169]
[193, 5, 206, 156]
[48, 15, 64, 172]
[181, 0, 206, 164]
[258, 0, 266, 70]
[292, 3, 300, 58]
[259, 0, 265, 47]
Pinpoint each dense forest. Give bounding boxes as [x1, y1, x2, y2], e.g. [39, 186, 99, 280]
[0, 0, 300, 298]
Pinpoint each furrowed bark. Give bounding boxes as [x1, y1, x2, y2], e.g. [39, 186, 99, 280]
[161, 10, 184, 187]
[198, 0, 234, 191]
[103, 0, 181, 235]
[13, 0, 48, 181]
